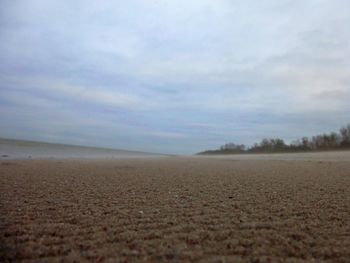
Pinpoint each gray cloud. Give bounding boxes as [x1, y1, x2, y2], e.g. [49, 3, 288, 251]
[1, 0, 349, 153]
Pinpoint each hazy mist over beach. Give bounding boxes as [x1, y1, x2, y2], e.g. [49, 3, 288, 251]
[0, 138, 167, 159]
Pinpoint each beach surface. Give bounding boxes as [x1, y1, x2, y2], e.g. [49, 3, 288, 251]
[1, 155, 350, 262]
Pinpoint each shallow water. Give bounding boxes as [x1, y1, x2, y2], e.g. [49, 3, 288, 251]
[0, 138, 165, 160]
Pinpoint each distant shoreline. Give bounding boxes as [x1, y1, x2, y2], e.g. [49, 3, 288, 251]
[0, 137, 164, 155]
[0, 138, 170, 160]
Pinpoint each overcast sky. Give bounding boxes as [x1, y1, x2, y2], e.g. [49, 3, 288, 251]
[0, 0, 349, 154]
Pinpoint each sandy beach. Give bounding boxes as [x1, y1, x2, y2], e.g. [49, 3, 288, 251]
[2, 0, 350, 261]
[1, 156, 349, 262]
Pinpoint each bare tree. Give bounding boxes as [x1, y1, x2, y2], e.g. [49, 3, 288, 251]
[340, 124, 350, 147]
[199, 122, 350, 155]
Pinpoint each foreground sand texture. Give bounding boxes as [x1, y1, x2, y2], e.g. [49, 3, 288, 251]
[1, 158, 350, 262]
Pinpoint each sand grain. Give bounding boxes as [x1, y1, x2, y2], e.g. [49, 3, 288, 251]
[1, 158, 349, 262]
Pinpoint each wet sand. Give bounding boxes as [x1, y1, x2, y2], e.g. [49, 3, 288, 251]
[1, 157, 350, 262]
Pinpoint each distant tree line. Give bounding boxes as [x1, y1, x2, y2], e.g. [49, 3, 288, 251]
[198, 123, 350, 155]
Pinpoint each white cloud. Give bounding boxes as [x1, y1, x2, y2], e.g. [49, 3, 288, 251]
[1, 76, 151, 110]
